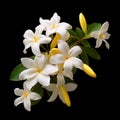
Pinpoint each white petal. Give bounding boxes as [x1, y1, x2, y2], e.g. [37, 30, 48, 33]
[39, 36, 51, 44]
[59, 22, 72, 29]
[34, 55, 46, 69]
[95, 39, 102, 48]
[24, 98, 31, 111]
[68, 46, 82, 57]
[19, 68, 37, 80]
[37, 73, 50, 86]
[58, 40, 69, 56]
[56, 28, 67, 39]
[57, 73, 65, 85]
[35, 24, 45, 33]
[14, 88, 24, 96]
[58, 91, 65, 104]
[47, 89, 58, 102]
[103, 40, 110, 49]
[65, 83, 78, 92]
[51, 12, 60, 24]
[25, 78, 37, 90]
[101, 21, 109, 33]
[14, 96, 24, 106]
[70, 57, 83, 70]
[29, 92, 41, 100]
[50, 54, 64, 64]
[63, 69, 73, 80]
[21, 58, 34, 68]
[31, 43, 41, 56]
[23, 39, 33, 54]
[42, 64, 58, 75]
[23, 30, 34, 39]
[64, 59, 73, 72]
[90, 31, 98, 38]
[44, 84, 56, 91]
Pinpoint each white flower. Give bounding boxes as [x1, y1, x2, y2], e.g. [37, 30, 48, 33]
[39, 12, 72, 37]
[23, 26, 51, 56]
[90, 21, 111, 49]
[19, 54, 58, 89]
[44, 79, 77, 107]
[50, 40, 83, 80]
[14, 82, 41, 111]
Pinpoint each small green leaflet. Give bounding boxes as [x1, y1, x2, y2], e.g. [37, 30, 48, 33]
[31, 83, 44, 106]
[10, 63, 26, 81]
[87, 23, 101, 34]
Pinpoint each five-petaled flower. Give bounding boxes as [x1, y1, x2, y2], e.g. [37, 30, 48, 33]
[90, 21, 111, 49]
[19, 54, 58, 89]
[14, 82, 41, 111]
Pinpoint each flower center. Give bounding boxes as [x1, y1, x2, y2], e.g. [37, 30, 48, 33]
[34, 36, 39, 42]
[64, 55, 70, 60]
[23, 91, 29, 98]
[51, 24, 58, 29]
[99, 33, 106, 39]
[36, 69, 42, 73]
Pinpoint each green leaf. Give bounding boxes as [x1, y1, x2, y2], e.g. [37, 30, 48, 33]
[31, 83, 44, 106]
[81, 39, 91, 47]
[75, 27, 83, 37]
[85, 47, 101, 60]
[79, 46, 89, 64]
[10, 64, 26, 81]
[67, 29, 76, 36]
[87, 23, 101, 34]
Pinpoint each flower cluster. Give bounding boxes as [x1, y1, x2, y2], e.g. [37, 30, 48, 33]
[10, 12, 111, 111]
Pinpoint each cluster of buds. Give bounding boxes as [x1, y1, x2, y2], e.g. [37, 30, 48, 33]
[10, 12, 111, 111]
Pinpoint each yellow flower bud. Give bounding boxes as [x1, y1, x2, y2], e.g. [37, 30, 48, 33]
[49, 48, 61, 55]
[59, 85, 71, 107]
[79, 13, 87, 34]
[50, 33, 61, 49]
[83, 63, 96, 78]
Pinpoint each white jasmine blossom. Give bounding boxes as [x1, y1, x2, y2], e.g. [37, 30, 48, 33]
[19, 54, 58, 89]
[50, 40, 83, 79]
[90, 21, 111, 49]
[23, 27, 51, 56]
[44, 79, 77, 107]
[14, 82, 41, 111]
[39, 12, 72, 37]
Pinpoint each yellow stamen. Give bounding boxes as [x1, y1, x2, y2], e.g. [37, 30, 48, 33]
[82, 63, 96, 78]
[79, 13, 87, 34]
[99, 34, 106, 39]
[36, 69, 41, 73]
[23, 91, 29, 98]
[33, 36, 39, 42]
[50, 33, 61, 49]
[64, 55, 70, 60]
[59, 85, 71, 107]
[51, 24, 58, 29]
[49, 48, 61, 56]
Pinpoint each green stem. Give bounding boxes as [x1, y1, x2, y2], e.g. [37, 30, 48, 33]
[40, 45, 48, 52]
[71, 35, 91, 47]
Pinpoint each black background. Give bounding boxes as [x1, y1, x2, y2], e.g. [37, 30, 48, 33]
[1, 0, 118, 119]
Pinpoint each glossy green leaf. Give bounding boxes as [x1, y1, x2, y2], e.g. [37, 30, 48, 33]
[87, 23, 101, 34]
[81, 39, 91, 47]
[67, 29, 76, 36]
[31, 83, 44, 106]
[85, 47, 101, 60]
[79, 46, 89, 64]
[75, 27, 83, 37]
[10, 64, 26, 81]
